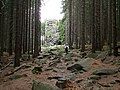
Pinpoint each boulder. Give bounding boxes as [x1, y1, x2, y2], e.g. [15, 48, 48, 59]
[32, 67, 42, 74]
[72, 57, 81, 62]
[64, 53, 72, 61]
[32, 80, 59, 90]
[37, 56, 44, 59]
[43, 53, 50, 57]
[115, 79, 120, 83]
[56, 78, 68, 89]
[50, 55, 58, 60]
[50, 51, 59, 55]
[44, 67, 53, 71]
[86, 51, 101, 58]
[77, 58, 95, 70]
[67, 64, 86, 72]
[88, 75, 101, 80]
[48, 76, 64, 80]
[0, 60, 3, 68]
[1, 52, 10, 65]
[83, 79, 96, 87]
[9, 74, 27, 80]
[50, 48, 58, 51]
[22, 54, 29, 61]
[34, 59, 47, 66]
[92, 68, 119, 76]
[80, 52, 87, 58]
[96, 51, 108, 60]
[48, 60, 61, 67]
[65, 73, 76, 80]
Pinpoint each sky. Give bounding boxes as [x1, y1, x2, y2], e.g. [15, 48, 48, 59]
[41, 0, 63, 22]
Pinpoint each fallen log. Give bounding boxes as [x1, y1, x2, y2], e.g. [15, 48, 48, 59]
[5, 64, 27, 76]
[0, 61, 13, 71]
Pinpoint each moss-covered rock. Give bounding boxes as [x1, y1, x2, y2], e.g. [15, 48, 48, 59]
[32, 80, 60, 90]
[32, 67, 42, 74]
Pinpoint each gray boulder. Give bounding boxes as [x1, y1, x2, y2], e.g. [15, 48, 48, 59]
[32, 80, 60, 90]
[78, 58, 95, 70]
[92, 68, 119, 76]
[67, 64, 86, 72]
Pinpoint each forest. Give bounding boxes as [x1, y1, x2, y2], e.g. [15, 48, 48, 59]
[0, 0, 120, 90]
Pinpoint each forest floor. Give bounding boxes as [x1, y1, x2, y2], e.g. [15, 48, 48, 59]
[0, 45, 120, 90]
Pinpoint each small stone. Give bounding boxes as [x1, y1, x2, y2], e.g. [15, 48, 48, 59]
[58, 77, 66, 81]
[43, 53, 50, 57]
[53, 69, 58, 72]
[89, 75, 101, 80]
[76, 79, 83, 83]
[110, 81, 116, 84]
[48, 76, 63, 80]
[115, 79, 120, 83]
[37, 56, 43, 59]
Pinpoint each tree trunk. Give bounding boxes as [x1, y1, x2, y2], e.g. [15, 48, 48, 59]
[92, 0, 96, 53]
[81, 0, 85, 52]
[68, 0, 72, 49]
[112, 0, 118, 56]
[33, 0, 41, 57]
[8, 0, 14, 55]
[14, 0, 21, 67]
[108, 0, 112, 55]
